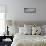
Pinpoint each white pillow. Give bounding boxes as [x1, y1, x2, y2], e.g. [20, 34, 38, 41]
[32, 26, 41, 35]
[19, 27, 25, 34]
[19, 27, 32, 35]
[24, 24, 32, 28]
[24, 24, 32, 35]
[42, 25, 46, 33]
[8, 26, 19, 36]
[24, 27, 32, 35]
[41, 25, 45, 35]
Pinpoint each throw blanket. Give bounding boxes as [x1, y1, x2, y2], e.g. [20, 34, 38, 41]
[11, 33, 46, 46]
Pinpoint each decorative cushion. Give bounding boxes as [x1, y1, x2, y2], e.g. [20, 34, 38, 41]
[32, 26, 41, 35]
[8, 26, 19, 36]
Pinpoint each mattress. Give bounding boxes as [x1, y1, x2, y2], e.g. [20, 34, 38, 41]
[11, 33, 46, 46]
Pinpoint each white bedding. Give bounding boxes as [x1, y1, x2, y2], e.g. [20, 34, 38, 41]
[11, 33, 46, 46]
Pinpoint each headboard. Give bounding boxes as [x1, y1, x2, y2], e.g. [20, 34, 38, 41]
[15, 21, 46, 27]
[6, 20, 46, 27]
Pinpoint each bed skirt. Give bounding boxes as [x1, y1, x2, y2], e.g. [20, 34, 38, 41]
[11, 40, 46, 46]
[11, 34, 46, 46]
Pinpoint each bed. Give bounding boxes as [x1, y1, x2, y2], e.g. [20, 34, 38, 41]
[11, 33, 46, 46]
[11, 22, 46, 46]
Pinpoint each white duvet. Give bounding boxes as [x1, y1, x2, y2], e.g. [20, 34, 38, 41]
[11, 33, 46, 46]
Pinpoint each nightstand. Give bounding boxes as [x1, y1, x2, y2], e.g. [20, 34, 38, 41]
[0, 36, 13, 46]
[2, 36, 13, 46]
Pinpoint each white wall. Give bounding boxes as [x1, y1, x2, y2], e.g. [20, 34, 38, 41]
[0, 0, 46, 22]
